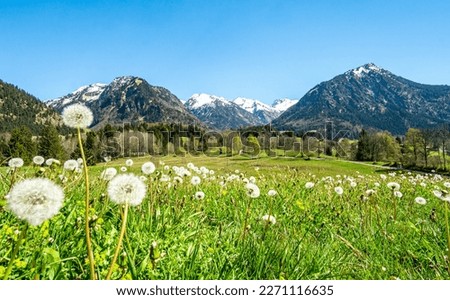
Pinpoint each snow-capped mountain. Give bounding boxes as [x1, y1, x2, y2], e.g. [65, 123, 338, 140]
[47, 76, 200, 128]
[185, 94, 263, 130]
[46, 83, 107, 111]
[272, 98, 299, 112]
[272, 63, 450, 134]
[232, 97, 280, 123]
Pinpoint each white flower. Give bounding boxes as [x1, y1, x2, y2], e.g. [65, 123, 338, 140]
[187, 162, 195, 169]
[6, 178, 65, 226]
[249, 176, 256, 184]
[8, 158, 24, 168]
[245, 183, 260, 198]
[160, 174, 170, 182]
[33, 156, 45, 165]
[100, 167, 118, 181]
[305, 182, 315, 189]
[45, 158, 60, 166]
[77, 158, 83, 165]
[262, 214, 276, 225]
[393, 191, 403, 198]
[191, 176, 201, 186]
[141, 162, 156, 175]
[107, 174, 147, 206]
[380, 174, 387, 180]
[63, 159, 78, 171]
[433, 190, 450, 202]
[195, 191, 205, 200]
[173, 176, 183, 184]
[139, 176, 147, 182]
[350, 181, 357, 188]
[268, 190, 277, 197]
[414, 197, 427, 205]
[387, 182, 401, 191]
[125, 159, 134, 167]
[365, 189, 376, 196]
[444, 182, 450, 189]
[62, 104, 93, 129]
[120, 166, 127, 172]
[334, 186, 344, 195]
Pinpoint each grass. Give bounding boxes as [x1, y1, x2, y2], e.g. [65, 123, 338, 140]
[0, 155, 449, 279]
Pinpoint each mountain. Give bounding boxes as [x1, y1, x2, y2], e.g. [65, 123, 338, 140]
[232, 97, 280, 123]
[272, 63, 450, 135]
[185, 94, 263, 130]
[272, 98, 299, 112]
[47, 76, 201, 128]
[0, 79, 64, 134]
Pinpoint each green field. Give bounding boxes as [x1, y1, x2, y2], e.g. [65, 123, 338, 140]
[1, 155, 449, 280]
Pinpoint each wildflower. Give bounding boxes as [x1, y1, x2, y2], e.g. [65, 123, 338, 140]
[62, 104, 93, 128]
[139, 176, 147, 182]
[195, 191, 205, 200]
[33, 156, 45, 165]
[305, 182, 315, 189]
[120, 166, 127, 172]
[387, 182, 401, 191]
[173, 176, 183, 184]
[444, 182, 450, 189]
[45, 158, 60, 166]
[334, 186, 344, 195]
[141, 162, 156, 175]
[6, 178, 65, 226]
[414, 197, 427, 205]
[268, 190, 277, 197]
[433, 190, 450, 202]
[8, 158, 24, 168]
[245, 183, 260, 198]
[249, 176, 256, 184]
[125, 159, 133, 167]
[187, 162, 195, 169]
[380, 174, 387, 180]
[63, 159, 78, 171]
[100, 167, 117, 181]
[262, 214, 276, 225]
[191, 176, 201, 186]
[350, 181, 357, 188]
[365, 189, 376, 196]
[107, 174, 147, 206]
[393, 191, 403, 198]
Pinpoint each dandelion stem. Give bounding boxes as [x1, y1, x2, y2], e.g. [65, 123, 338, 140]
[77, 127, 96, 280]
[106, 202, 129, 280]
[3, 223, 28, 280]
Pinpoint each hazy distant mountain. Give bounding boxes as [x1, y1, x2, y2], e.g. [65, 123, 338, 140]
[272, 63, 450, 134]
[232, 97, 280, 123]
[48, 76, 201, 128]
[0, 79, 63, 134]
[184, 93, 263, 130]
[272, 98, 299, 112]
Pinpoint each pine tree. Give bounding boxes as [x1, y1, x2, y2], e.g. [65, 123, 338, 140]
[355, 129, 370, 161]
[38, 124, 66, 160]
[7, 126, 36, 163]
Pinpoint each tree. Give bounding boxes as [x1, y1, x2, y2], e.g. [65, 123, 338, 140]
[7, 126, 36, 163]
[405, 128, 422, 166]
[355, 129, 371, 161]
[38, 124, 66, 160]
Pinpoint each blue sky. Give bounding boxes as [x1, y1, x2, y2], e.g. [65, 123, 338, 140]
[1, 0, 450, 103]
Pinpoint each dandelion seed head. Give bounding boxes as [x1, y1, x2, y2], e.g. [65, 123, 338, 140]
[33, 156, 45, 166]
[387, 182, 401, 191]
[141, 162, 156, 175]
[268, 190, 277, 197]
[334, 186, 344, 195]
[195, 191, 205, 200]
[191, 176, 201, 186]
[245, 183, 260, 198]
[262, 214, 276, 225]
[120, 166, 127, 172]
[7, 178, 65, 226]
[63, 159, 78, 171]
[415, 197, 427, 205]
[8, 158, 24, 168]
[305, 182, 315, 189]
[62, 104, 93, 129]
[107, 174, 147, 206]
[125, 159, 133, 167]
[394, 191, 403, 198]
[100, 167, 118, 181]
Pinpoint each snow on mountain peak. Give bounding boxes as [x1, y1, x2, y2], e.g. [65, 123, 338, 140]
[232, 97, 274, 113]
[46, 83, 107, 107]
[348, 63, 382, 78]
[272, 98, 299, 112]
[186, 93, 231, 109]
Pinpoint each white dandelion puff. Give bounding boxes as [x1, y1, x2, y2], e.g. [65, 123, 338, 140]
[268, 189, 277, 197]
[173, 176, 183, 184]
[63, 159, 79, 171]
[120, 166, 127, 172]
[45, 158, 60, 166]
[125, 159, 134, 167]
[6, 178, 65, 226]
[245, 183, 260, 198]
[191, 176, 201, 186]
[444, 182, 450, 189]
[387, 182, 401, 191]
[414, 197, 427, 205]
[33, 156, 45, 166]
[365, 189, 376, 196]
[305, 182, 315, 189]
[62, 104, 93, 129]
[262, 214, 276, 225]
[393, 191, 403, 198]
[8, 158, 24, 168]
[195, 191, 205, 200]
[334, 186, 344, 195]
[100, 167, 118, 181]
[107, 174, 147, 206]
[141, 162, 156, 175]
